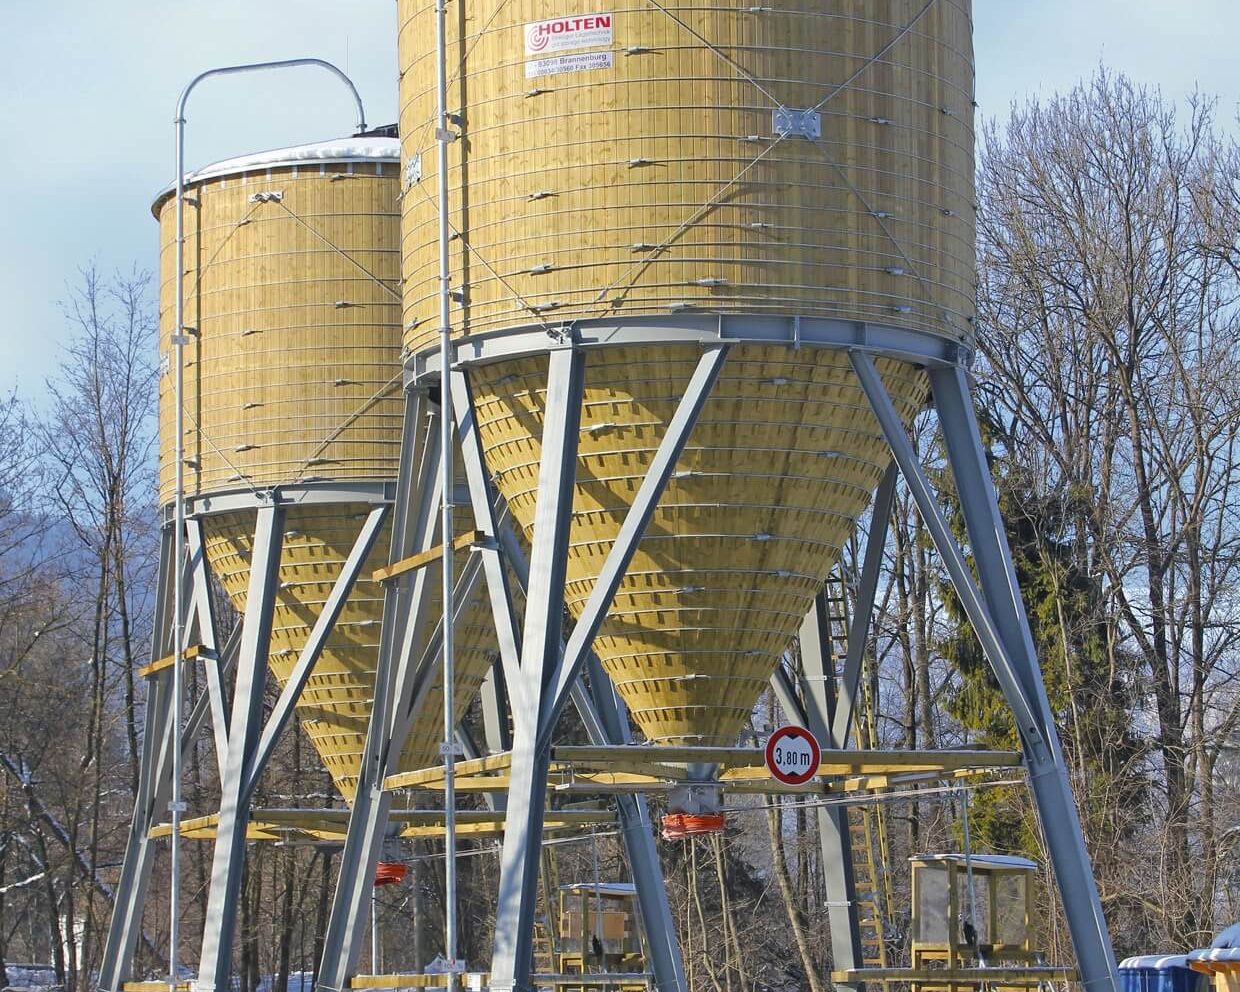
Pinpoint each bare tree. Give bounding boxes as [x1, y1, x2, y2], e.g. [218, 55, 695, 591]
[975, 69, 1240, 949]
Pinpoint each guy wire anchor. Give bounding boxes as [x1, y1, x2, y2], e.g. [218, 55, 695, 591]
[772, 106, 821, 139]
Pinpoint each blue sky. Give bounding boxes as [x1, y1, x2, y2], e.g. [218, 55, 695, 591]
[1, 0, 1236, 395]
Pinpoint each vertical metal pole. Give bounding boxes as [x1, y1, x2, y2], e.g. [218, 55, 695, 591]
[433, 0, 458, 979]
[170, 104, 188, 992]
[490, 347, 585, 992]
[928, 366, 1118, 992]
[195, 505, 284, 992]
[99, 526, 176, 992]
[170, 61, 364, 989]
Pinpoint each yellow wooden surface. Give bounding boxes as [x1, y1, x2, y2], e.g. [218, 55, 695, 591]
[156, 154, 404, 502]
[138, 643, 203, 678]
[398, 0, 975, 347]
[832, 968, 1074, 984]
[374, 530, 484, 582]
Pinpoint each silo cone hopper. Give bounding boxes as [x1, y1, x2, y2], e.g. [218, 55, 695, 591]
[466, 349, 923, 748]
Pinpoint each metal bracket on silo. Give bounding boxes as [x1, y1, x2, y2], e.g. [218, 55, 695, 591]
[772, 107, 821, 139]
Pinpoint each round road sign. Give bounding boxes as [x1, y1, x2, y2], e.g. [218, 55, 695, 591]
[765, 726, 821, 786]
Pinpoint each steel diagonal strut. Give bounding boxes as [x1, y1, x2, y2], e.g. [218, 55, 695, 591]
[448, 369, 525, 709]
[185, 518, 230, 766]
[489, 346, 586, 992]
[833, 462, 897, 748]
[315, 390, 444, 992]
[490, 344, 726, 992]
[495, 510, 688, 992]
[851, 352, 1118, 992]
[196, 504, 285, 992]
[927, 365, 1118, 992]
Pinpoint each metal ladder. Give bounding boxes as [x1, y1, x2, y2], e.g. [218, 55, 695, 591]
[823, 572, 894, 969]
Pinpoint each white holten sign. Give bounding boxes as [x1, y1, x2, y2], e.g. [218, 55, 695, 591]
[525, 13, 613, 55]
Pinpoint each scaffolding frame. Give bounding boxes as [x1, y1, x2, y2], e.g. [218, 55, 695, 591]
[101, 322, 1118, 992]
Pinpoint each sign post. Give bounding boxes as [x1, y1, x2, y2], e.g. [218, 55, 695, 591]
[765, 725, 822, 787]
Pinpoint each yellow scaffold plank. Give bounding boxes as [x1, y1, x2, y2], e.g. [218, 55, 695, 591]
[350, 974, 489, 989]
[833, 968, 1075, 984]
[383, 751, 512, 791]
[123, 983, 192, 992]
[148, 807, 615, 841]
[138, 644, 203, 679]
[372, 531, 484, 583]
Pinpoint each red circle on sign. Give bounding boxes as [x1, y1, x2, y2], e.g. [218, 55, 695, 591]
[765, 726, 821, 786]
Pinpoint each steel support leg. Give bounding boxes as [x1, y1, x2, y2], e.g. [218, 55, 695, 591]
[490, 347, 585, 992]
[498, 519, 686, 992]
[195, 506, 285, 992]
[852, 353, 1117, 992]
[927, 366, 1118, 992]
[98, 526, 177, 992]
[316, 391, 444, 992]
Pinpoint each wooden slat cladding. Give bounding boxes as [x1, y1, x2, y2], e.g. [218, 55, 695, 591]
[398, 0, 975, 348]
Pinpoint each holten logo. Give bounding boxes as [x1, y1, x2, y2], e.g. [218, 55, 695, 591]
[525, 13, 613, 55]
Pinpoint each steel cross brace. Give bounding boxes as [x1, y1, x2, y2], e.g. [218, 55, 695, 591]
[316, 388, 470, 992]
[185, 518, 230, 767]
[480, 345, 725, 991]
[493, 507, 688, 992]
[850, 353, 1118, 992]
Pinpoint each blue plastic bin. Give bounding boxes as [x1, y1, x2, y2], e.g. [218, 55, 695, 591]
[1120, 955, 1209, 992]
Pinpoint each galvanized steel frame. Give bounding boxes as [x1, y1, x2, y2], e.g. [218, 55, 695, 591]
[316, 388, 444, 992]
[490, 494, 687, 992]
[102, 479, 398, 991]
[412, 314, 965, 379]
